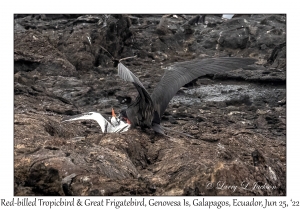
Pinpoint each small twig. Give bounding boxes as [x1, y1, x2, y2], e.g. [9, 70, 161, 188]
[119, 55, 137, 62]
[98, 45, 137, 65]
[99, 45, 115, 61]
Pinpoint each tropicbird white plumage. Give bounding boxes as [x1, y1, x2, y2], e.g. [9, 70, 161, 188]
[110, 108, 120, 126]
[62, 108, 130, 133]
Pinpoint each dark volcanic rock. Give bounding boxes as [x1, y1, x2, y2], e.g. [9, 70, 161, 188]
[14, 14, 286, 196]
[14, 30, 77, 76]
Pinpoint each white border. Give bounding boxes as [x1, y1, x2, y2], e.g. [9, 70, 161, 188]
[2, 0, 297, 209]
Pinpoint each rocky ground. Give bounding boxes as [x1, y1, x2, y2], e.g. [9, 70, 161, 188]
[14, 14, 286, 196]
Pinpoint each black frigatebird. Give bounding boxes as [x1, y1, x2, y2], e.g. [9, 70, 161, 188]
[117, 57, 256, 135]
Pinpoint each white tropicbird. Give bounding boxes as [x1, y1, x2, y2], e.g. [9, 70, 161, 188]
[62, 108, 130, 133]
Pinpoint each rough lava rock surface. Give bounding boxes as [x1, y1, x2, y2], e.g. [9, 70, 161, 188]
[14, 14, 286, 196]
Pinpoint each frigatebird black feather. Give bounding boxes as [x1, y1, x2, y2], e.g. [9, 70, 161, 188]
[118, 63, 154, 128]
[151, 57, 257, 122]
[118, 57, 256, 134]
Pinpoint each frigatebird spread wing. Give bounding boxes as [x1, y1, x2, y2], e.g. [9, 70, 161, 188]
[150, 57, 256, 121]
